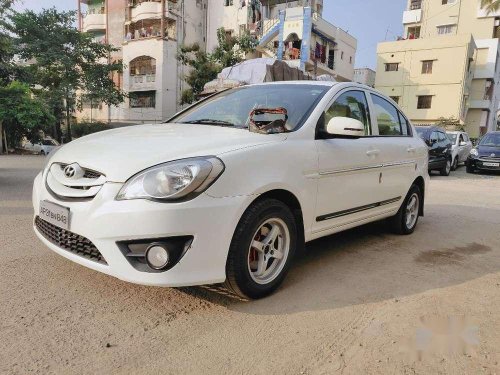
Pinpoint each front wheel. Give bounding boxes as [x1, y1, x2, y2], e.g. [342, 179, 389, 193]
[390, 184, 422, 235]
[466, 163, 475, 174]
[40, 150, 45, 156]
[440, 159, 451, 176]
[451, 157, 458, 171]
[224, 199, 297, 300]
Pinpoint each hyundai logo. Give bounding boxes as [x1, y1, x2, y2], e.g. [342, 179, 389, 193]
[63, 163, 83, 179]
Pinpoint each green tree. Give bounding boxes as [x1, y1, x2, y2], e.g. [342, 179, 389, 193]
[0, 81, 55, 148]
[480, 0, 500, 14]
[178, 27, 257, 105]
[9, 8, 125, 141]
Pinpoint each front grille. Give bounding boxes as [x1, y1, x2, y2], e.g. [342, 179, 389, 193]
[83, 169, 102, 179]
[35, 216, 107, 265]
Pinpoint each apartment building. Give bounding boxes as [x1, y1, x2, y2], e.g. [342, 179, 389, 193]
[353, 68, 376, 87]
[76, 0, 357, 125]
[376, 0, 500, 137]
[77, 0, 206, 125]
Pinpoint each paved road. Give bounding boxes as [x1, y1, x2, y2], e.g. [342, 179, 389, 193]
[1, 155, 500, 374]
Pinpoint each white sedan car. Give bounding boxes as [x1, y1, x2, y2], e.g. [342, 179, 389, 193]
[446, 131, 473, 170]
[33, 82, 428, 299]
[24, 138, 59, 155]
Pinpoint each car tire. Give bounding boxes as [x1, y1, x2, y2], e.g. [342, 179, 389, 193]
[224, 198, 297, 300]
[466, 164, 475, 174]
[390, 184, 422, 235]
[40, 150, 45, 156]
[451, 157, 458, 171]
[440, 158, 451, 176]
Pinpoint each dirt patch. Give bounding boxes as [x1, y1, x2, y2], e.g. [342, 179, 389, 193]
[415, 243, 491, 265]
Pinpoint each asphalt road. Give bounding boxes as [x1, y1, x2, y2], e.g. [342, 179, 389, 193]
[1, 155, 500, 374]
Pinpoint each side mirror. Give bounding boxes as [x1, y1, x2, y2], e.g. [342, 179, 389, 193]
[326, 117, 365, 137]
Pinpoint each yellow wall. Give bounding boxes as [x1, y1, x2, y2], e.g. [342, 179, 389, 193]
[376, 35, 475, 123]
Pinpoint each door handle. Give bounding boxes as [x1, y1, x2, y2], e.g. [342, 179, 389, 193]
[407, 147, 416, 153]
[366, 149, 380, 156]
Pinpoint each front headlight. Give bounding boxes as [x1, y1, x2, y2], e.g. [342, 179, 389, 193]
[116, 157, 225, 201]
[470, 148, 478, 158]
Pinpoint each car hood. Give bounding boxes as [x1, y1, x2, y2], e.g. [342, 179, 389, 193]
[477, 145, 500, 158]
[49, 123, 287, 182]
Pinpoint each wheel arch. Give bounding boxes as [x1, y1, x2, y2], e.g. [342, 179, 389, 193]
[247, 189, 305, 252]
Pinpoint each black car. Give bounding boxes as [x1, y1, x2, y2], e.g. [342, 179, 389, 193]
[415, 126, 453, 176]
[466, 131, 500, 173]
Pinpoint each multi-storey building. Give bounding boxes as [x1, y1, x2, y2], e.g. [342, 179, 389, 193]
[376, 0, 500, 137]
[76, 0, 357, 125]
[353, 68, 376, 87]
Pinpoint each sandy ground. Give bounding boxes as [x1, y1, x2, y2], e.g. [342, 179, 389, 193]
[1, 154, 500, 374]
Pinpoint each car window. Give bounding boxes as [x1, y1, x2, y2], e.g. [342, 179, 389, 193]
[398, 111, 411, 136]
[324, 90, 371, 136]
[458, 134, 464, 143]
[447, 133, 457, 143]
[437, 132, 447, 143]
[479, 133, 500, 146]
[463, 134, 469, 142]
[371, 94, 404, 136]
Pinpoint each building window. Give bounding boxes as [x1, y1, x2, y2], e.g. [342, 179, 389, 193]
[385, 63, 399, 72]
[442, 0, 457, 4]
[390, 96, 400, 104]
[224, 0, 233, 6]
[341, 51, 344, 60]
[421, 60, 434, 74]
[437, 25, 455, 35]
[349, 56, 352, 64]
[410, 0, 422, 10]
[407, 26, 421, 39]
[130, 91, 156, 108]
[417, 95, 433, 109]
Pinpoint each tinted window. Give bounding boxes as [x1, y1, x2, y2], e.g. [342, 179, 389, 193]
[430, 131, 439, 143]
[172, 84, 329, 131]
[371, 94, 404, 136]
[447, 133, 457, 143]
[325, 90, 371, 136]
[438, 132, 447, 142]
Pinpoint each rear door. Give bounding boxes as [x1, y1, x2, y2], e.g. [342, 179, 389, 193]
[368, 93, 418, 205]
[313, 89, 383, 234]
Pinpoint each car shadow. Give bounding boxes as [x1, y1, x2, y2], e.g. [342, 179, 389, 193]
[217, 203, 500, 315]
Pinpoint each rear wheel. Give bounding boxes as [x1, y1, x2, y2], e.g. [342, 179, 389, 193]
[390, 184, 422, 235]
[440, 159, 451, 176]
[224, 199, 297, 300]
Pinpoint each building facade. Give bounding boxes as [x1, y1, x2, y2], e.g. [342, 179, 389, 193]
[353, 68, 376, 87]
[76, 0, 357, 125]
[376, 0, 500, 137]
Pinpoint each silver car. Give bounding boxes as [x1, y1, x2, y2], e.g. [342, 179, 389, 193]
[446, 131, 473, 170]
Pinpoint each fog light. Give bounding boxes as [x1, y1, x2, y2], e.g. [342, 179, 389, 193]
[145, 244, 170, 270]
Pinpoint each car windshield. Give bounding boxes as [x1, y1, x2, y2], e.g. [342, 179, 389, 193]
[447, 133, 457, 143]
[42, 139, 58, 146]
[479, 133, 500, 147]
[170, 84, 329, 132]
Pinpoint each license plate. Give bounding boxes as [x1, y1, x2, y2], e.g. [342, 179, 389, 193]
[483, 162, 499, 167]
[39, 200, 70, 230]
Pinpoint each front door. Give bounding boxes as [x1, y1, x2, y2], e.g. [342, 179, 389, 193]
[313, 90, 383, 235]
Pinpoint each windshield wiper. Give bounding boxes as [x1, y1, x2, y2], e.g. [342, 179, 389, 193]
[180, 119, 236, 127]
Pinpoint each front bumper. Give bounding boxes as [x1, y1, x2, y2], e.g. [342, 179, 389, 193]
[466, 157, 500, 171]
[32, 172, 252, 287]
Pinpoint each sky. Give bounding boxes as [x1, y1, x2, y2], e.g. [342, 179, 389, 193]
[12, 0, 407, 69]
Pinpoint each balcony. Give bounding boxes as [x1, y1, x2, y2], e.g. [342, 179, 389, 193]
[130, 74, 156, 91]
[83, 13, 106, 32]
[403, 8, 422, 24]
[130, 1, 162, 23]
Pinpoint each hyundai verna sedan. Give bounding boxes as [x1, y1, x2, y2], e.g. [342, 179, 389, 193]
[466, 131, 500, 174]
[33, 82, 429, 299]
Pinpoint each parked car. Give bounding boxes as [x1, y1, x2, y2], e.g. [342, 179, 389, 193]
[446, 131, 473, 170]
[466, 131, 500, 173]
[24, 138, 60, 155]
[32, 82, 429, 299]
[415, 126, 453, 176]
